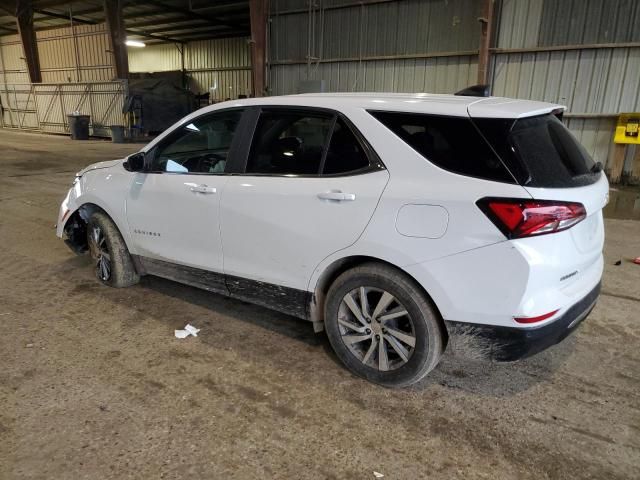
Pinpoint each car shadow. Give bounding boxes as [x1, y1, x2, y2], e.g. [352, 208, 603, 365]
[139, 275, 322, 347]
[59, 255, 575, 397]
[416, 338, 576, 396]
[140, 274, 575, 397]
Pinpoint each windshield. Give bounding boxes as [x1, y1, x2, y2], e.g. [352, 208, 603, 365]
[473, 114, 600, 188]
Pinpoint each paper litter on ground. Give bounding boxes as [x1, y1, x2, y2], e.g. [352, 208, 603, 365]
[175, 324, 200, 339]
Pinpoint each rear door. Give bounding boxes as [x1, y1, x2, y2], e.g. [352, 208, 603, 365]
[220, 107, 389, 293]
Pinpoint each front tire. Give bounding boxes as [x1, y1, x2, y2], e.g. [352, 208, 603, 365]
[87, 211, 140, 288]
[325, 263, 445, 387]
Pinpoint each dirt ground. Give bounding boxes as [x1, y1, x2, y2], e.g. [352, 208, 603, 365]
[1, 129, 639, 480]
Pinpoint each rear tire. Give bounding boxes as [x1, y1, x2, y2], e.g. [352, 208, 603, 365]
[87, 211, 139, 288]
[324, 263, 444, 387]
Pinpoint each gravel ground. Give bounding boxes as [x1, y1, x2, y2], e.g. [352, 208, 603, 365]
[1, 129, 639, 480]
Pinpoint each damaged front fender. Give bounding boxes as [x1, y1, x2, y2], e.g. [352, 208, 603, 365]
[58, 204, 104, 255]
[62, 210, 88, 254]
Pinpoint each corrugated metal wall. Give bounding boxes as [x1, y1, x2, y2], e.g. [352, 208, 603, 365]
[127, 43, 183, 73]
[1, 0, 638, 176]
[270, 56, 478, 95]
[537, 0, 640, 46]
[0, 23, 122, 136]
[269, 0, 480, 95]
[492, 0, 640, 177]
[186, 38, 252, 100]
[267, 0, 640, 178]
[38, 24, 115, 82]
[0, 35, 29, 84]
[128, 37, 252, 101]
[0, 24, 115, 84]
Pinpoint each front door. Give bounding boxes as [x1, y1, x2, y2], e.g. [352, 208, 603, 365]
[126, 108, 244, 285]
[220, 107, 389, 294]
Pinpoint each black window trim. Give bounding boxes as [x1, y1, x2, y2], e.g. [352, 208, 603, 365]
[232, 105, 386, 178]
[143, 106, 248, 176]
[317, 114, 338, 175]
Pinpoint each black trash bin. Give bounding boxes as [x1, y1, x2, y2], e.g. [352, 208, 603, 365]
[67, 114, 90, 140]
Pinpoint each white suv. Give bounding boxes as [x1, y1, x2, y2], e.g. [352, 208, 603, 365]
[57, 93, 607, 387]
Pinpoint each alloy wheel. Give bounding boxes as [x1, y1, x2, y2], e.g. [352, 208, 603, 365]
[88, 225, 111, 281]
[337, 287, 416, 371]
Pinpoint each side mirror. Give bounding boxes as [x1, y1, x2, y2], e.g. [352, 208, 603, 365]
[124, 152, 145, 172]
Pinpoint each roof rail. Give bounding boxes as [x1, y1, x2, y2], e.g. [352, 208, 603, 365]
[454, 84, 490, 97]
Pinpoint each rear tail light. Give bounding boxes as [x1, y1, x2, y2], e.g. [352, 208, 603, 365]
[477, 197, 586, 239]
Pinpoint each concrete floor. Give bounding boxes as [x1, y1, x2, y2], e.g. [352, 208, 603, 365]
[1, 129, 639, 479]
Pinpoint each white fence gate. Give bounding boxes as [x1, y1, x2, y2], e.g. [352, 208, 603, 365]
[0, 81, 127, 137]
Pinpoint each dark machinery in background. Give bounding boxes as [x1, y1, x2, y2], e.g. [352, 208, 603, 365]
[124, 71, 196, 137]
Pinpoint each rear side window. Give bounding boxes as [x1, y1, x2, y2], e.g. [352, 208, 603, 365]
[473, 114, 599, 188]
[369, 111, 515, 183]
[246, 110, 373, 176]
[247, 112, 333, 175]
[323, 119, 370, 174]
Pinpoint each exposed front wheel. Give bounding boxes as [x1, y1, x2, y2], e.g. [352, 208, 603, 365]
[87, 211, 140, 288]
[325, 263, 445, 387]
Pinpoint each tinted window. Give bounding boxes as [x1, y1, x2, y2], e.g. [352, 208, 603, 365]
[369, 111, 515, 183]
[246, 111, 374, 176]
[473, 114, 599, 188]
[323, 119, 370, 174]
[246, 112, 333, 175]
[151, 110, 242, 173]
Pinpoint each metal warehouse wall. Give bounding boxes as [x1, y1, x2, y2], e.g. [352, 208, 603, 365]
[0, 35, 29, 84]
[0, 24, 123, 136]
[127, 42, 183, 73]
[128, 37, 252, 101]
[269, 0, 480, 94]
[1, 0, 638, 174]
[492, 0, 640, 177]
[267, 0, 640, 176]
[0, 24, 115, 83]
[186, 38, 252, 100]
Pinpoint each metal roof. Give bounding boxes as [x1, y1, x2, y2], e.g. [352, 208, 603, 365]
[0, 0, 250, 44]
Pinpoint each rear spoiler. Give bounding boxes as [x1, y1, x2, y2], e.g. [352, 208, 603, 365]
[457, 86, 566, 120]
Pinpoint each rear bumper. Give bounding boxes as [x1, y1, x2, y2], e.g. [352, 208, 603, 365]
[445, 282, 600, 361]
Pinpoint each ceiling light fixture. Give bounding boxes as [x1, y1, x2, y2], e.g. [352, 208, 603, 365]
[125, 40, 146, 48]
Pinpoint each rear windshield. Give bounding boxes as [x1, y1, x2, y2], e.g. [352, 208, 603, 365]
[473, 114, 600, 188]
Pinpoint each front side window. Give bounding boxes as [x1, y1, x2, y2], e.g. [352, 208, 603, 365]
[151, 110, 242, 174]
[246, 109, 373, 176]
